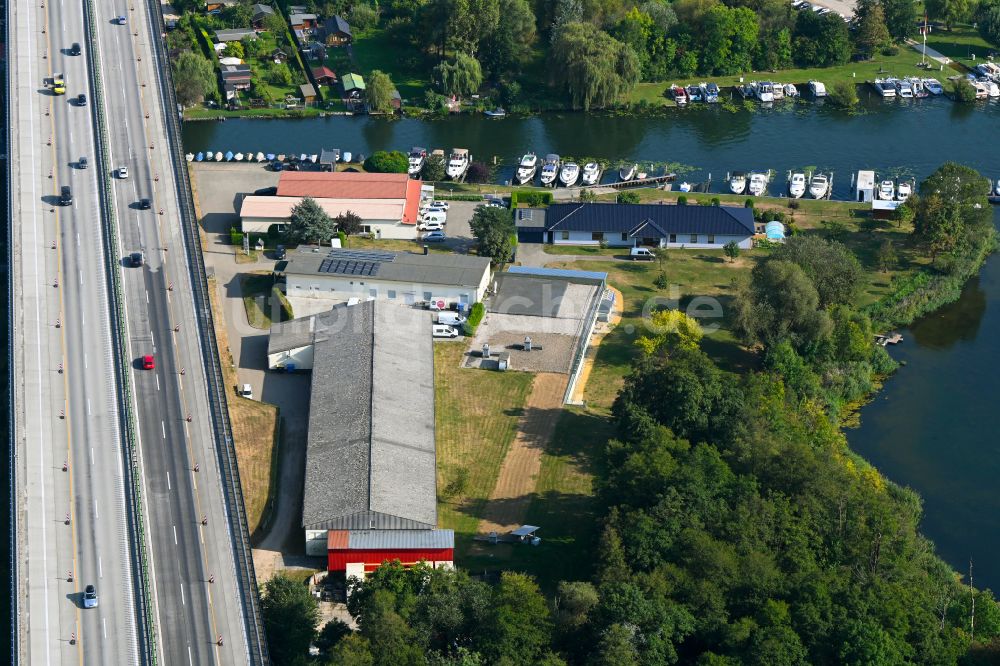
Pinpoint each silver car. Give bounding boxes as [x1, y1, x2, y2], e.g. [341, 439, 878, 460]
[83, 584, 98, 608]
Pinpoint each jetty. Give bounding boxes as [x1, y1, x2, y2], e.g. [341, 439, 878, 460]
[875, 332, 903, 346]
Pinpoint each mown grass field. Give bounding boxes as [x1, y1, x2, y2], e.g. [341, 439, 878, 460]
[925, 25, 995, 69]
[350, 29, 428, 101]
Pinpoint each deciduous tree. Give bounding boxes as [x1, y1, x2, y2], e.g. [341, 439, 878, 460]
[261, 573, 320, 665]
[925, 0, 974, 28]
[363, 150, 409, 173]
[880, 0, 917, 41]
[366, 69, 396, 114]
[435, 52, 483, 97]
[334, 210, 363, 236]
[550, 22, 640, 109]
[173, 51, 217, 106]
[723, 240, 741, 262]
[469, 205, 515, 263]
[853, 0, 891, 57]
[979, 0, 1000, 46]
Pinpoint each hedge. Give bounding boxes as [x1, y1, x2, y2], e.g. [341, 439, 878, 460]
[510, 190, 553, 207]
[463, 302, 485, 336]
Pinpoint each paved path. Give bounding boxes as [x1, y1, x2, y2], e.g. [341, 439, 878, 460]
[906, 38, 953, 66]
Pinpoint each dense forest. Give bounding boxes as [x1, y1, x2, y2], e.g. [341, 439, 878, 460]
[259, 166, 1000, 664]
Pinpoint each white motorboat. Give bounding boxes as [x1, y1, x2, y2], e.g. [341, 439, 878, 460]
[559, 162, 580, 187]
[808, 80, 827, 97]
[686, 85, 703, 102]
[636, 167, 648, 180]
[771, 83, 784, 100]
[747, 171, 768, 196]
[515, 152, 538, 185]
[677, 182, 692, 192]
[205, 151, 214, 161]
[581, 162, 601, 185]
[896, 180, 912, 201]
[878, 179, 895, 201]
[976, 76, 1000, 97]
[753, 81, 774, 102]
[234, 152, 243, 161]
[341, 151, 352, 162]
[619, 163, 637, 181]
[446, 148, 470, 180]
[788, 172, 806, 198]
[700, 82, 720, 103]
[808, 173, 829, 199]
[539, 154, 560, 186]
[784, 83, 799, 98]
[214, 151, 223, 161]
[729, 171, 747, 195]
[895, 79, 914, 98]
[185, 153, 194, 162]
[995, 179, 1000, 196]
[923, 78, 944, 95]
[873, 79, 896, 98]
[256, 151, 265, 162]
[408, 147, 427, 176]
[309, 154, 318, 163]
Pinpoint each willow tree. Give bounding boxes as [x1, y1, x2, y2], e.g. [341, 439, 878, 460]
[550, 22, 640, 109]
[366, 70, 396, 114]
[435, 52, 483, 97]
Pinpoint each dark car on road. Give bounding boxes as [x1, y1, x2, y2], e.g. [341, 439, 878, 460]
[273, 244, 286, 260]
[129, 251, 144, 267]
[78, 156, 87, 169]
[138, 198, 151, 210]
[59, 185, 72, 206]
[76, 93, 86, 106]
[70, 43, 81, 56]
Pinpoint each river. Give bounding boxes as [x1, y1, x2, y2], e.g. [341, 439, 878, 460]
[183, 97, 999, 197]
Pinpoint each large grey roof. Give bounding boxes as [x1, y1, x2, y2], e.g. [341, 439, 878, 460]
[302, 301, 437, 530]
[267, 315, 316, 355]
[544, 202, 756, 237]
[284, 246, 490, 289]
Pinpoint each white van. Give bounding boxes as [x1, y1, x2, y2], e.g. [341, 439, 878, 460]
[419, 220, 444, 232]
[437, 311, 467, 326]
[422, 211, 447, 225]
[630, 247, 655, 260]
[432, 324, 460, 338]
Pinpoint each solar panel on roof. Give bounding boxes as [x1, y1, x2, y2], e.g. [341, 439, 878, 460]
[318, 259, 381, 276]
[324, 248, 396, 263]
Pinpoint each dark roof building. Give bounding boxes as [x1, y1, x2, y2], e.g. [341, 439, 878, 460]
[214, 27, 257, 42]
[525, 202, 755, 250]
[300, 301, 438, 549]
[251, 3, 274, 22]
[322, 15, 352, 45]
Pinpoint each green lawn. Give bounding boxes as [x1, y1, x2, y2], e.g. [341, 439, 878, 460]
[628, 47, 949, 107]
[350, 29, 428, 102]
[924, 24, 994, 69]
[241, 273, 292, 328]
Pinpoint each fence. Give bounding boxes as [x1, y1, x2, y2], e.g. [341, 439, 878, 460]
[143, 0, 270, 662]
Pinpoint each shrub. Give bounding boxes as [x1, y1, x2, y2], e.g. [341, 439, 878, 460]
[881, 45, 900, 56]
[744, 198, 755, 208]
[363, 150, 408, 173]
[617, 191, 641, 204]
[676, 195, 688, 206]
[788, 199, 801, 209]
[510, 191, 553, 207]
[950, 78, 978, 103]
[337, 231, 348, 247]
[463, 302, 485, 335]
[711, 197, 721, 206]
[229, 226, 244, 245]
[653, 272, 669, 289]
[829, 80, 859, 108]
[466, 161, 492, 183]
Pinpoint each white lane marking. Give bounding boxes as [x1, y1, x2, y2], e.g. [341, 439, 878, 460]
[98, 557, 103, 578]
[155, 375, 159, 391]
[78, 269, 82, 285]
[166, 472, 171, 490]
[151, 332, 155, 350]
[90, 448, 95, 466]
[161, 421, 166, 439]
[103, 618, 107, 639]
[93, 499, 98, 519]
[81, 309, 85, 326]
[183, 421, 189, 438]
[76, 232, 80, 247]
[84, 354, 88, 369]
[173, 525, 177, 545]
[87, 399, 91, 415]
[179, 584, 185, 606]
[188, 646, 193, 666]
[145, 290, 149, 304]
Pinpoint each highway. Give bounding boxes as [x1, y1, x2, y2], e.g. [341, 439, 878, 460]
[89, 0, 258, 663]
[9, 0, 140, 662]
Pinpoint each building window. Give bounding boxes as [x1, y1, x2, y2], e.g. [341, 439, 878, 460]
[423, 291, 433, 301]
[369, 288, 377, 298]
[388, 290, 397, 299]
[669, 234, 677, 244]
[707, 234, 715, 244]
[621, 232, 628, 242]
[560, 231, 569, 240]
[361, 225, 372, 234]
[591, 232, 604, 241]
[690, 234, 698, 244]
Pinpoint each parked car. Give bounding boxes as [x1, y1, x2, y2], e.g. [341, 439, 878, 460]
[142, 355, 155, 370]
[273, 244, 286, 260]
[430, 200, 449, 210]
[421, 212, 447, 225]
[421, 231, 447, 242]
[630, 247, 655, 260]
[419, 221, 444, 232]
[239, 383, 253, 399]
[270, 161, 284, 171]
[254, 186, 278, 196]
[432, 324, 460, 338]
[436, 311, 467, 326]
[116, 15, 127, 24]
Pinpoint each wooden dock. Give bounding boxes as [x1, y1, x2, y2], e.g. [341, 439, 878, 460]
[578, 173, 677, 190]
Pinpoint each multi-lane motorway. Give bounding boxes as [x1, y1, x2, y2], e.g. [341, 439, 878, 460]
[9, 0, 264, 662]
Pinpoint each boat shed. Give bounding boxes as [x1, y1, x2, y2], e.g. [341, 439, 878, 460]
[299, 300, 454, 573]
[856, 170, 876, 202]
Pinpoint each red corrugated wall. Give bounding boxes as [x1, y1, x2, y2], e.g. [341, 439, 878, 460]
[328, 548, 454, 572]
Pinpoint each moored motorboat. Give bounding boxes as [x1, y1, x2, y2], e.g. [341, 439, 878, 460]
[808, 173, 830, 199]
[408, 147, 427, 176]
[581, 162, 601, 185]
[729, 171, 747, 195]
[559, 162, 580, 187]
[195, 152, 204, 161]
[872, 78, 896, 98]
[700, 82, 720, 103]
[908, 77, 929, 98]
[686, 85, 702, 102]
[753, 81, 774, 102]
[619, 163, 637, 181]
[808, 80, 827, 97]
[878, 179, 895, 200]
[234, 152, 243, 161]
[256, 152, 265, 162]
[896, 179, 912, 201]
[224, 151, 234, 161]
[540, 154, 561, 186]
[747, 171, 769, 196]
[784, 83, 799, 98]
[265, 153, 275, 161]
[342, 151, 352, 162]
[205, 151, 214, 161]
[671, 85, 688, 105]
[788, 172, 806, 198]
[895, 78, 914, 98]
[484, 107, 506, 118]
[309, 154, 318, 163]
[446, 148, 470, 180]
[636, 166, 648, 180]
[515, 152, 538, 185]
[923, 78, 944, 95]
[771, 83, 784, 100]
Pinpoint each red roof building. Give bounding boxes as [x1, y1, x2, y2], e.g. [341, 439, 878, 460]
[327, 529, 455, 576]
[276, 172, 422, 225]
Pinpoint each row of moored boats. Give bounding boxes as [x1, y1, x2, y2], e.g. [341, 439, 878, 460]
[512, 153, 655, 187]
[730, 170, 914, 201]
[871, 77, 947, 99]
[673, 80, 828, 105]
[407, 147, 472, 180]
[184, 150, 350, 164]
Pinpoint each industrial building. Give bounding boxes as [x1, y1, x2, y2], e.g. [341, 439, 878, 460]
[282, 300, 454, 574]
[516, 202, 755, 249]
[240, 171, 424, 239]
[279, 246, 492, 308]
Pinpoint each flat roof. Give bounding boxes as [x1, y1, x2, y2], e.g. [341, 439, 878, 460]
[284, 246, 491, 289]
[506, 266, 608, 284]
[302, 301, 437, 531]
[240, 196, 410, 224]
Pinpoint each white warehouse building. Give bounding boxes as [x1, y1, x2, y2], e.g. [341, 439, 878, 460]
[279, 246, 492, 309]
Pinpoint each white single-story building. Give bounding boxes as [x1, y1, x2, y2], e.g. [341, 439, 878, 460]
[518, 202, 755, 250]
[280, 246, 492, 308]
[240, 196, 418, 239]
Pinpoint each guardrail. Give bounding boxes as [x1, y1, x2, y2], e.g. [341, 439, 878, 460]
[81, 0, 157, 662]
[4, 0, 21, 660]
[140, 2, 269, 662]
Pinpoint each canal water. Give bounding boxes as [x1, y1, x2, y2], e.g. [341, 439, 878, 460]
[182, 97, 1000, 197]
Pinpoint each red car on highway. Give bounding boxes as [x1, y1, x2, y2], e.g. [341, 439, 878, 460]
[142, 355, 155, 370]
